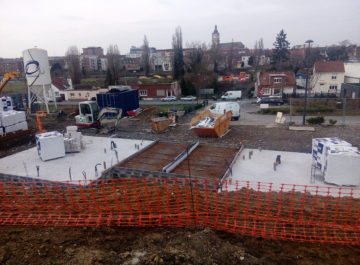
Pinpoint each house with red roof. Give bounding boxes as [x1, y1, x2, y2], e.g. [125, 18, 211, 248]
[311, 61, 345, 95]
[255, 71, 296, 97]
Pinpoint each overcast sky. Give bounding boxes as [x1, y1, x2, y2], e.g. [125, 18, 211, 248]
[1, 0, 359, 58]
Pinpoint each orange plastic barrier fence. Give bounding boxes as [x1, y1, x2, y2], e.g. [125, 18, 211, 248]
[0, 177, 359, 245]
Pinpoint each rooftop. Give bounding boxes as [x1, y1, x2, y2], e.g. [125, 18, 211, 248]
[314, 61, 345, 73]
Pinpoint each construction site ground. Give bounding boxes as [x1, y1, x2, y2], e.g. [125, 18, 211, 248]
[1, 108, 360, 264]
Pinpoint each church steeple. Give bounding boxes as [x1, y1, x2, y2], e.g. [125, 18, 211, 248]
[212, 25, 220, 47]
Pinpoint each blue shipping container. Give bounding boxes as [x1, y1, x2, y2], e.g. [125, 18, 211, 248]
[96, 89, 139, 115]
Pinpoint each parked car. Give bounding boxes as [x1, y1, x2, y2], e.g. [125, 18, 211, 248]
[180, 96, 197, 101]
[257, 96, 284, 106]
[160, 96, 177, 102]
[209, 101, 240, 120]
[221, 90, 242, 100]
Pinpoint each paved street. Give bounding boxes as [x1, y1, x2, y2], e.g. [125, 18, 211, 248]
[235, 99, 360, 126]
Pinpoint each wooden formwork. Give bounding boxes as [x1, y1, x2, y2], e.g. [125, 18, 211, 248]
[190, 110, 232, 138]
[151, 117, 171, 134]
[115, 141, 240, 182]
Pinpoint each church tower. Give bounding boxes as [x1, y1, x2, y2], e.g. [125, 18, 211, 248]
[212, 25, 220, 48]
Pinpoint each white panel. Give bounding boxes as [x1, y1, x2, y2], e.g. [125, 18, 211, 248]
[325, 154, 360, 186]
[36, 131, 65, 161]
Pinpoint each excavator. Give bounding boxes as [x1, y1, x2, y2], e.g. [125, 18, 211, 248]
[0, 71, 20, 93]
[75, 101, 123, 132]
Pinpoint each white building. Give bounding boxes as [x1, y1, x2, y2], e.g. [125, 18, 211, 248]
[152, 50, 173, 72]
[311, 61, 345, 95]
[344, 62, 360, 84]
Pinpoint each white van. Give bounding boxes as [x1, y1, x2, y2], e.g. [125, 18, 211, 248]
[209, 102, 240, 120]
[221, 90, 242, 100]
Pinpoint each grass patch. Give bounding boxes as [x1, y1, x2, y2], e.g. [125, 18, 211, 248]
[142, 103, 203, 114]
[258, 105, 336, 115]
[2, 81, 27, 94]
[81, 77, 105, 86]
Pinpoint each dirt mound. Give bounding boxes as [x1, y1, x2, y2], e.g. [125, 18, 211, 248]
[0, 227, 359, 265]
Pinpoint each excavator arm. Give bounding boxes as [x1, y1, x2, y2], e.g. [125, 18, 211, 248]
[0, 71, 20, 94]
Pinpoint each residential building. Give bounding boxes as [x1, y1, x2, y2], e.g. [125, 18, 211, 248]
[80, 47, 107, 73]
[344, 62, 360, 84]
[341, 83, 360, 98]
[0, 58, 23, 75]
[135, 82, 180, 99]
[67, 85, 108, 101]
[255, 71, 296, 97]
[311, 61, 345, 95]
[82, 47, 104, 56]
[51, 77, 72, 101]
[296, 72, 307, 88]
[122, 57, 142, 72]
[152, 49, 173, 72]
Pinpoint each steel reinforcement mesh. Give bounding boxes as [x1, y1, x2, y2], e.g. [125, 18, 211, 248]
[0, 177, 359, 245]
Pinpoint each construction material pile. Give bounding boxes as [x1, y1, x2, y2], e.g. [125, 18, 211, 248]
[312, 137, 360, 186]
[36, 126, 84, 161]
[191, 116, 215, 128]
[0, 96, 28, 136]
[190, 110, 232, 138]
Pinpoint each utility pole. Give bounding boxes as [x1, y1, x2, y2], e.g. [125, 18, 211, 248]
[302, 40, 313, 125]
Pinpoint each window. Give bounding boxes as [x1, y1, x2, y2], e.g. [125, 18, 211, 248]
[263, 88, 271, 95]
[331, 74, 337, 80]
[273, 77, 282, 84]
[329, 85, 337, 90]
[78, 93, 82, 96]
[70, 93, 75, 97]
[139, 90, 148, 96]
[157, 89, 165, 96]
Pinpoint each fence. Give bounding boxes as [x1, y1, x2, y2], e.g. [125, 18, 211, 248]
[0, 177, 359, 245]
[288, 97, 360, 125]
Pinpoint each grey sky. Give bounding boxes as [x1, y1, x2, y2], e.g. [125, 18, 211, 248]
[1, 0, 359, 58]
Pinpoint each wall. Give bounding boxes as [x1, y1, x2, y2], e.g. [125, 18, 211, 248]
[311, 72, 345, 94]
[341, 83, 360, 98]
[67, 88, 108, 100]
[138, 82, 180, 98]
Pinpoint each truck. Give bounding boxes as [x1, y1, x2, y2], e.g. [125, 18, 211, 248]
[75, 88, 139, 129]
[209, 102, 240, 120]
[221, 90, 242, 101]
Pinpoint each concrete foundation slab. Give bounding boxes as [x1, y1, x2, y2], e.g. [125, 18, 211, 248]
[0, 136, 152, 183]
[228, 148, 360, 197]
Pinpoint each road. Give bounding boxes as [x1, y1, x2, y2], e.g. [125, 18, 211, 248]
[235, 99, 360, 126]
[54, 99, 360, 126]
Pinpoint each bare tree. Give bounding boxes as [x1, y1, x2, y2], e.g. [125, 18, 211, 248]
[183, 42, 213, 98]
[172, 26, 184, 80]
[65, 46, 81, 84]
[106, 45, 122, 86]
[253, 37, 264, 69]
[142, 35, 151, 76]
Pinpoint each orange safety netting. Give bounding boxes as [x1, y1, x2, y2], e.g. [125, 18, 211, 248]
[0, 177, 359, 245]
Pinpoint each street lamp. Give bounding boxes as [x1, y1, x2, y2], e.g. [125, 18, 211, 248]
[302, 40, 314, 125]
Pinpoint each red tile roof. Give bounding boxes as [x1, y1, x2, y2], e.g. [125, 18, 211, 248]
[314, 61, 345, 73]
[258, 71, 296, 87]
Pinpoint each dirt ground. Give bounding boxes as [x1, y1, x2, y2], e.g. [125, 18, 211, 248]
[0, 227, 359, 265]
[1, 111, 360, 264]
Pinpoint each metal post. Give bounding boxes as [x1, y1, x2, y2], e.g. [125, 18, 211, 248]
[289, 97, 292, 124]
[302, 40, 313, 125]
[342, 97, 346, 126]
[302, 73, 309, 125]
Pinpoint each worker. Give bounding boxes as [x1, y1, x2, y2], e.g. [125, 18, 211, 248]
[276, 155, 281, 165]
